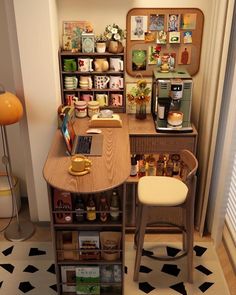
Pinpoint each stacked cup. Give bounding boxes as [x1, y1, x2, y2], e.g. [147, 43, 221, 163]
[64, 76, 78, 90]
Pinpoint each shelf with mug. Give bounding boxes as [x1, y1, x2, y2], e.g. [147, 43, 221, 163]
[59, 49, 126, 113]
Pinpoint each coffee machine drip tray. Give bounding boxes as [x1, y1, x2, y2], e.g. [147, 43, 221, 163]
[155, 119, 193, 133]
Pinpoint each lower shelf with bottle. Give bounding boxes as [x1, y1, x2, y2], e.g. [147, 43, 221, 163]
[60, 263, 122, 294]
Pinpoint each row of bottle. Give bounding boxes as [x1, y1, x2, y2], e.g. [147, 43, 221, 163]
[130, 153, 189, 180]
[53, 189, 120, 224]
[75, 191, 120, 222]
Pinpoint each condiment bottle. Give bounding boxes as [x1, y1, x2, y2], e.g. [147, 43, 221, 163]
[171, 154, 181, 176]
[86, 195, 96, 221]
[138, 157, 146, 177]
[156, 155, 164, 176]
[110, 191, 120, 221]
[130, 155, 137, 177]
[99, 195, 109, 222]
[147, 154, 156, 176]
[75, 196, 85, 222]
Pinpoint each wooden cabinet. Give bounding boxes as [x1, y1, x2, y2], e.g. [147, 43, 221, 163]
[59, 50, 126, 113]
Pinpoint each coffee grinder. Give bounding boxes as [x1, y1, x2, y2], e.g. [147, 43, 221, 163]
[151, 69, 193, 132]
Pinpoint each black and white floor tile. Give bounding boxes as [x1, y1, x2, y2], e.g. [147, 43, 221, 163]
[125, 242, 231, 295]
[0, 241, 230, 294]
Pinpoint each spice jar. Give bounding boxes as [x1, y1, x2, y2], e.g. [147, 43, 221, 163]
[75, 100, 87, 118]
[88, 101, 100, 118]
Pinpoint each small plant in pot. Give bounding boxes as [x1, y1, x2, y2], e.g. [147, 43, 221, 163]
[104, 23, 126, 53]
[95, 34, 108, 53]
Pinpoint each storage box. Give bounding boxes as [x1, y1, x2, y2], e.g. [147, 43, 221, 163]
[0, 174, 21, 218]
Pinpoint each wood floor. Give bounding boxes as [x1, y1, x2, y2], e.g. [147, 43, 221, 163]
[0, 200, 235, 294]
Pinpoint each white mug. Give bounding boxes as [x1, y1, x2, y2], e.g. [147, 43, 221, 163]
[96, 94, 108, 106]
[110, 58, 123, 72]
[78, 58, 93, 72]
[109, 76, 123, 89]
[94, 75, 110, 89]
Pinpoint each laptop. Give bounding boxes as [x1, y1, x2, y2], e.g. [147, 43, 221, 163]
[61, 115, 103, 156]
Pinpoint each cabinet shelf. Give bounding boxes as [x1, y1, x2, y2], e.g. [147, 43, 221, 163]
[62, 71, 124, 75]
[54, 222, 122, 228]
[58, 260, 122, 265]
[60, 50, 124, 57]
[63, 88, 124, 92]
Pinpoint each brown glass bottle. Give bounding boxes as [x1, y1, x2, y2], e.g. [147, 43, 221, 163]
[99, 195, 109, 222]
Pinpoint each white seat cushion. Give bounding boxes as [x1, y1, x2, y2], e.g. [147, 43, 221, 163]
[138, 176, 188, 206]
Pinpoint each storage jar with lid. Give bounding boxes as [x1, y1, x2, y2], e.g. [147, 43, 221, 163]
[75, 100, 87, 118]
[88, 101, 100, 118]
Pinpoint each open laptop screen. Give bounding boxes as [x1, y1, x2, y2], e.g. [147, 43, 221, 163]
[61, 115, 75, 154]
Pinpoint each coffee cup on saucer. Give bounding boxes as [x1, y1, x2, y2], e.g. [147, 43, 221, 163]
[71, 154, 92, 173]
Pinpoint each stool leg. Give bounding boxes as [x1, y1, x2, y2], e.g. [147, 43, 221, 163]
[133, 204, 148, 281]
[186, 202, 194, 283]
[134, 199, 142, 249]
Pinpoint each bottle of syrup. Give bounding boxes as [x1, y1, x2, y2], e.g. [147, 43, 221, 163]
[75, 196, 85, 222]
[99, 195, 109, 222]
[110, 191, 120, 221]
[86, 195, 96, 221]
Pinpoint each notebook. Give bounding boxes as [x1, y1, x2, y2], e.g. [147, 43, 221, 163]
[61, 115, 103, 156]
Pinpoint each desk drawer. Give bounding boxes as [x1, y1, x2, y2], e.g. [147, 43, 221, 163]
[130, 136, 196, 154]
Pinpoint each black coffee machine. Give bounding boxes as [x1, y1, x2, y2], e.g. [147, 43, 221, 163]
[151, 69, 193, 132]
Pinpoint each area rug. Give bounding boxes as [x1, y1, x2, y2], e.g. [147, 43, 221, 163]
[0, 241, 230, 294]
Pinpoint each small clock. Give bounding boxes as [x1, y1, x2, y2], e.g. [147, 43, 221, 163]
[82, 33, 95, 53]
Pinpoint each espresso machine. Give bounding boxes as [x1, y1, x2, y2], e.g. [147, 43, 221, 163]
[151, 69, 193, 132]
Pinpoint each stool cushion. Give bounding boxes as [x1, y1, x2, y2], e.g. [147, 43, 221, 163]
[138, 176, 188, 206]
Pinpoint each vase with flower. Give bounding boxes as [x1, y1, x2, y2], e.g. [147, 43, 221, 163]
[127, 78, 151, 120]
[103, 23, 126, 53]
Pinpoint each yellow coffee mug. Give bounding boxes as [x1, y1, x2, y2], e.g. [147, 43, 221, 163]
[71, 154, 92, 172]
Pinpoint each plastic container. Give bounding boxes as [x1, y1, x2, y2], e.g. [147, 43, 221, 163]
[0, 174, 21, 218]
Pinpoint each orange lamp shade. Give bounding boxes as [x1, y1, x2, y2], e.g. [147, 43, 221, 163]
[0, 91, 23, 125]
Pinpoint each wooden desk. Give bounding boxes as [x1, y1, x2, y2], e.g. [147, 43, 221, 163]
[43, 114, 130, 295]
[43, 114, 130, 193]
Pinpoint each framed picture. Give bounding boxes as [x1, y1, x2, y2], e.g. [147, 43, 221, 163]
[167, 14, 180, 32]
[132, 50, 147, 71]
[183, 31, 193, 43]
[180, 14, 197, 30]
[81, 33, 95, 53]
[149, 14, 165, 31]
[178, 45, 192, 65]
[61, 266, 76, 292]
[63, 21, 93, 35]
[144, 31, 156, 43]
[130, 15, 148, 40]
[126, 82, 152, 114]
[148, 45, 158, 65]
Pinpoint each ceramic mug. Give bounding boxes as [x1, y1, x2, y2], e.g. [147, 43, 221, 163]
[64, 76, 78, 89]
[109, 58, 123, 72]
[71, 154, 92, 172]
[78, 58, 93, 72]
[63, 59, 77, 72]
[79, 76, 93, 89]
[109, 76, 123, 89]
[94, 58, 109, 72]
[94, 75, 110, 89]
[96, 94, 108, 106]
[111, 94, 123, 106]
[81, 94, 93, 102]
[65, 93, 76, 106]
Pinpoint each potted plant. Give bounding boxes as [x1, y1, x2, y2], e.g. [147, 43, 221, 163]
[95, 33, 108, 53]
[103, 23, 126, 53]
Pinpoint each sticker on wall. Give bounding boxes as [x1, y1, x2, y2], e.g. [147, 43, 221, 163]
[130, 16, 148, 40]
[144, 31, 156, 43]
[180, 14, 197, 30]
[169, 32, 180, 43]
[178, 46, 192, 65]
[132, 50, 147, 71]
[149, 14, 165, 31]
[183, 31, 193, 44]
[167, 14, 180, 32]
[156, 30, 167, 44]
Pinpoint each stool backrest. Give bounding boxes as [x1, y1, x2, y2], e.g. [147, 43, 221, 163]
[179, 149, 198, 182]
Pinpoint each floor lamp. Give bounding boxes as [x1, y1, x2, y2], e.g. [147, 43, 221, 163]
[0, 84, 35, 241]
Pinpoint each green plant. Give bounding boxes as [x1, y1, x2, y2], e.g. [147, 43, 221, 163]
[95, 33, 108, 43]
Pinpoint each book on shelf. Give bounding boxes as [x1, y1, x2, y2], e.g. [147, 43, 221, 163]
[76, 266, 100, 294]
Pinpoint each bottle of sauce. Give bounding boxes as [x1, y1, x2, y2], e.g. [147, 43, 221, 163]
[110, 191, 120, 221]
[130, 154, 137, 177]
[99, 195, 109, 222]
[147, 154, 156, 176]
[86, 195, 96, 221]
[138, 156, 146, 177]
[75, 196, 85, 222]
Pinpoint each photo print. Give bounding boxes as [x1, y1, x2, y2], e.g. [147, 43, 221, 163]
[178, 45, 192, 65]
[183, 31, 193, 43]
[180, 14, 197, 30]
[131, 15, 148, 40]
[132, 49, 147, 71]
[149, 14, 165, 31]
[167, 14, 180, 32]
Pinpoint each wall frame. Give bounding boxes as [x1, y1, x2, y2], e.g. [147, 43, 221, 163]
[126, 8, 204, 77]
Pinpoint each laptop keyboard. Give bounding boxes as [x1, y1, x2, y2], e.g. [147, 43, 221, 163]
[76, 136, 92, 154]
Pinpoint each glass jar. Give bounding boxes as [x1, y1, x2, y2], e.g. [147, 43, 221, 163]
[88, 101, 100, 118]
[75, 101, 87, 118]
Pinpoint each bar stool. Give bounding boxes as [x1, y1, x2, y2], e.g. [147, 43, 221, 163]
[133, 150, 198, 283]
